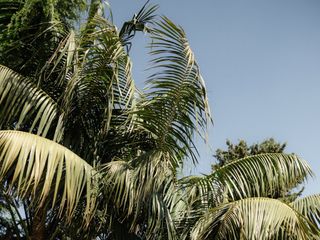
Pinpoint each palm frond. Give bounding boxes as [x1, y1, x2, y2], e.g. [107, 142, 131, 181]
[179, 175, 224, 210]
[132, 16, 211, 167]
[38, 17, 136, 160]
[211, 153, 312, 200]
[119, 1, 158, 50]
[191, 197, 319, 240]
[101, 151, 179, 239]
[0, 65, 58, 138]
[0, 130, 97, 224]
[290, 194, 320, 228]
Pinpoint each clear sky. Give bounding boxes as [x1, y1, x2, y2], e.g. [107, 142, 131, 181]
[109, 0, 320, 195]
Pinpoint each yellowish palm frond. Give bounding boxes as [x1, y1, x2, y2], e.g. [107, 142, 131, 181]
[0, 130, 97, 224]
[212, 153, 312, 200]
[191, 197, 319, 240]
[290, 194, 320, 228]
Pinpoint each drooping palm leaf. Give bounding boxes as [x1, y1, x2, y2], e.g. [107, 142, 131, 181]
[0, 65, 58, 138]
[191, 197, 319, 240]
[211, 153, 312, 200]
[290, 194, 320, 228]
[0, 130, 97, 224]
[132, 16, 211, 167]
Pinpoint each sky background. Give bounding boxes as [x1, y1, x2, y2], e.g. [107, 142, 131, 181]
[109, 0, 320, 195]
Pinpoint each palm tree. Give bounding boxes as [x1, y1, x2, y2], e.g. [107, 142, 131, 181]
[0, 1, 319, 239]
[180, 154, 320, 239]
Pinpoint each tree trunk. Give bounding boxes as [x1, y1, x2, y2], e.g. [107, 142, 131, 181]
[30, 207, 46, 240]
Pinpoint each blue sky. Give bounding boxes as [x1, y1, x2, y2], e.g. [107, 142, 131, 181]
[109, 0, 320, 195]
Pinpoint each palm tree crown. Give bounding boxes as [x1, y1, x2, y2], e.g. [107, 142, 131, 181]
[0, 1, 319, 239]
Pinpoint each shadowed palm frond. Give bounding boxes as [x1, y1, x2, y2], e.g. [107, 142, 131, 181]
[211, 153, 312, 200]
[179, 175, 224, 210]
[0, 65, 58, 138]
[37, 17, 136, 160]
[191, 197, 319, 240]
[290, 194, 320, 228]
[101, 151, 179, 239]
[0, 130, 97, 224]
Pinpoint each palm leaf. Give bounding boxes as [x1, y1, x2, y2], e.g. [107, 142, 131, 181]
[191, 197, 319, 240]
[38, 17, 136, 160]
[0, 130, 97, 224]
[0, 65, 58, 138]
[211, 153, 312, 200]
[119, 1, 158, 49]
[101, 151, 179, 239]
[133, 16, 211, 167]
[290, 194, 320, 228]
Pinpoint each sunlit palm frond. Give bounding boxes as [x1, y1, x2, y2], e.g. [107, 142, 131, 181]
[0, 130, 97, 224]
[37, 17, 136, 159]
[0, 65, 58, 137]
[211, 153, 312, 200]
[290, 194, 320, 228]
[191, 197, 319, 240]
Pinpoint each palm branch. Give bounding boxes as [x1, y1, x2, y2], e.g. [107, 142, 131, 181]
[290, 194, 320, 228]
[0, 130, 97, 224]
[0, 65, 58, 137]
[191, 197, 319, 240]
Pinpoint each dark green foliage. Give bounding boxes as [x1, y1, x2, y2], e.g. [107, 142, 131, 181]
[0, 0, 85, 74]
[213, 138, 287, 169]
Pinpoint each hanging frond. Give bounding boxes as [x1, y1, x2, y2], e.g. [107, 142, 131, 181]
[190, 197, 319, 240]
[0, 65, 58, 137]
[132, 16, 212, 167]
[211, 153, 312, 200]
[290, 194, 320, 228]
[0, 130, 97, 224]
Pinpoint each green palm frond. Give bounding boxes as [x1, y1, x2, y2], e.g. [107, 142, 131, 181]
[133, 16, 211, 166]
[0, 65, 58, 137]
[290, 194, 320, 228]
[37, 17, 136, 159]
[211, 153, 312, 200]
[191, 197, 319, 240]
[81, 16, 136, 111]
[0, 130, 97, 224]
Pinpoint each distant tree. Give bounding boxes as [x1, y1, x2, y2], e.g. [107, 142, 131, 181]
[213, 138, 287, 168]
